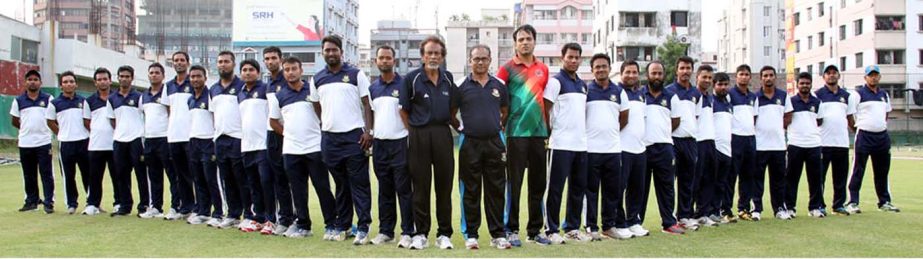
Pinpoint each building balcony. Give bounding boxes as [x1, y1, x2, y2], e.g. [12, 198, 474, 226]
[873, 31, 906, 49]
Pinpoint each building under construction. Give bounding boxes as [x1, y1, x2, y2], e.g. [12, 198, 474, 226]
[137, 0, 232, 77]
[33, 0, 138, 53]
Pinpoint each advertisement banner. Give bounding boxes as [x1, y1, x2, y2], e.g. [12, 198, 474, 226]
[232, 0, 324, 45]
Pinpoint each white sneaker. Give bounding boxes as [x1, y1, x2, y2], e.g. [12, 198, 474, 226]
[82, 205, 99, 216]
[141, 208, 163, 219]
[186, 215, 208, 225]
[206, 217, 222, 227]
[548, 233, 566, 244]
[587, 230, 603, 241]
[409, 235, 428, 250]
[331, 230, 347, 242]
[808, 209, 826, 218]
[322, 229, 334, 241]
[283, 226, 312, 238]
[698, 216, 718, 227]
[272, 224, 289, 236]
[628, 224, 650, 237]
[217, 217, 240, 229]
[397, 235, 413, 248]
[750, 212, 762, 221]
[680, 218, 699, 231]
[353, 231, 370, 245]
[775, 211, 791, 220]
[615, 228, 633, 239]
[163, 209, 182, 220]
[788, 210, 798, 219]
[371, 233, 393, 245]
[435, 235, 454, 249]
[237, 219, 253, 230]
[490, 237, 512, 249]
[464, 238, 479, 250]
[239, 219, 261, 232]
[564, 230, 589, 242]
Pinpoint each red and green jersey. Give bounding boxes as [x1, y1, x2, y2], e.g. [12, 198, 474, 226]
[497, 56, 549, 138]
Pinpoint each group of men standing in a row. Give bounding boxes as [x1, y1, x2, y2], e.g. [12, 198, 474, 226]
[12, 24, 899, 251]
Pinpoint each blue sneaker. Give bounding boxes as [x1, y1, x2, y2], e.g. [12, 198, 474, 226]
[507, 232, 522, 247]
[528, 234, 552, 246]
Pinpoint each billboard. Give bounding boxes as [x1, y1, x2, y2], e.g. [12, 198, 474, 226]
[232, 0, 324, 45]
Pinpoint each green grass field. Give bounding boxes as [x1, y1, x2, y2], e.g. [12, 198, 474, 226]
[1, 156, 922, 257]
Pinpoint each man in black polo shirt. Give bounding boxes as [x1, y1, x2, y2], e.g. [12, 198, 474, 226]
[399, 36, 459, 250]
[453, 45, 511, 250]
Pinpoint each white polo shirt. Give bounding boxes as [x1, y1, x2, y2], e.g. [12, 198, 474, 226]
[755, 87, 791, 151]
[10, 92, 53, 148]
[266, 73, 286, 130]
[107, 89, 145, 142]
[162, 77, 193, 143]
[815, 86, 857, 148]
[141, 87, 169, 139]
[620, 85, 647, 154]
[730, 86, 758, 136]
[310, 64, 371, 133]
[238, 81, 269, 152]
[209, 76, 244, 139]
[270, 80, 322, 155]
[83, 92, 114, 151]
[713, 94, 733, 157]
[643, 87, 681, 146]
[667, 82, 699, 139]
[46, 94, 89, 142]
[854, 85, 891, 133]
[696, 91, 715, 142]
[787, 95, 822, 148]
[586, 80, 629, 153]
[189, 90, 215, 140]
[369, 74, 408, 140]
[544, 71, 587, 152]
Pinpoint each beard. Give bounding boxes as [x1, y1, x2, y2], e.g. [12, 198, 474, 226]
[219, 70, 233, 79]
[378, 66, 393, 74]
[425, 62, 441, 70]
[648, 79, 664, 91]
[326, 57, 341, 67]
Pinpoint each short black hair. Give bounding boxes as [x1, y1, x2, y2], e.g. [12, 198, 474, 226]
[376, 45, 395, 57]
[239, 59, 261, 73]
[148, 62, 165, 74]
[513, 24, 537, 41]
[560, 43, 582, 57]
[59, 71, 76, 82]
[189, 65, 207, 75]
[696, 64, 714, 74]
[24, 69, 41, 80]
[736, 64, 752, 73]
[646, 60, 664, 72]
[420, 35, 447, 57]
[621, 59, 640, 73]
[117, 65, 134, 76]
[760, 66, 776, 75]
[283, 56, 302, 66]
[262, 46, 282, 58]
[172, 51, 189, 62]
[94, 67, 111, 79]
[590, 53, 611, 66]
[714, 72, 730, 83]
[218, 50, 235, 62]
[469, 44, 492, 57]
[322, 35, 343, 50]
[797, 72, 813, 82]
[677, 56, 695, 67]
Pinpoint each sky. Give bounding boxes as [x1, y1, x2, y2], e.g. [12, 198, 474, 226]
[1, 0, 726, 52]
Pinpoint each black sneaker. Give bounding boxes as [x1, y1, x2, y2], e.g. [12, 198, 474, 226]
[831, 207, 850, 216]
[18, 203, 38, 212]
[43, 205, 54, 214]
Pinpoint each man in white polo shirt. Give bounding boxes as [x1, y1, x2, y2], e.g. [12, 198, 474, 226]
[83, 68, 116, 215]
[783, 72, 824, 218]
[310, 35, 374, 244]
[753, 66, 791, 220]
[161, 51, 197, 220]
[11, 70, 54, 214]
[729, 65, 758, 221]
[209, 51, 252, 229]
[666, 56, 700, 230]
[184, 65, 224, 225]
[846, 65, 900, 213]
[45, 71, 90, 215]
[108, 65, 146, 217]
[641, 61, 684, 235]
[584, 53, 630, 241]
[692, 65, 720, 226]
[620, 59, 652, 238]
[138, 63, 170, 219]
[237, 59, 272, 233]
[711, 72, 736, 223]
[815, 64, 856, 216]
[270, 56, 337, 238]
[262, 46, 295, 234]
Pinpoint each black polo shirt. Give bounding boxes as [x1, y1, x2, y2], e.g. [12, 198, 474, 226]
[399, 67, 458, 127]
[456, 74, 508, 138]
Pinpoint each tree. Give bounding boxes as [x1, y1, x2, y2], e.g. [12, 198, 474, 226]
[656, 35, 689, 84]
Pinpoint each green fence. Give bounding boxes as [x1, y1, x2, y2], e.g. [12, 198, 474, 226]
[0, 87, 94, 140]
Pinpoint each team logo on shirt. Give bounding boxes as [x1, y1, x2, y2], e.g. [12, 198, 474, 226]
[692, 96, 697, 103]
[139, 155, 145, 162]
[211, 155, 216, 161]
[423, 93, 430, 98]
[252, 91, 259, 98]
[610, 94, 617, 102]
[128, 99, 135, 106]
[810, 106, 816, 112]
[775, 99, 781, 105]
[39, 101, 46, 107]
[660, 99, 668, 107]
[199, 102, 206, 109]
[442, 91, 449, 96]
[492, 88, 500, 98]
[156, 97, 161, 103]
[276, 85, 282, 92]
[391, 89, 399, 97]
[639, 96, 645, 102]
[839, 97, 846, 103]
[750, 100, 755, 106]
[229, 88, 236, 95]
[342, 75, 350, 83]
[77, 102, 83, 108]
[184, 87, 190, 93]
[881, 97, 886, 102]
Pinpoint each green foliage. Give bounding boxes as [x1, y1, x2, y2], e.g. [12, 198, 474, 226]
[656, 35, 689, 84]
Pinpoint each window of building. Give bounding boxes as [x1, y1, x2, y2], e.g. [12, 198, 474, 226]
[807, 64, 814, 74]
[841, 0, 847, 8]
[560, 33, 578, 43]
[581, 33, 592, 45]
[671, 11, 688, 27]
[533, 10, 556, 20]
[536, 33, 555, 44]
[840, 56, 847, 69]
[808, 36, 813, 50]
[807, 7, 813, 21]
[795, 40, 801, 53]
[819, 62, 826, 73]
[854, 19, 863, 35]
[819, 32, 825, 46]
[9, 36, 39, 64]
[763, 26, 770, 37]
[855, 52, 863, 68]
[881, 84, 906, 98]
[763, 6, 770, 16]
[285, 52, 316, 63]
[839, 25, 847, 40]
[920, 49, 923, 65]
[920, 15, 923, 31]
[560, 6, 577, 19]
[581, 9, 593, 20]
[621, 12, 656, 28]
[794, 12, 800, 25]
[764, 46, 771, 56]
[616, 46, 656, 61]
[877, 49, 905, 64]
[875, 16, 905, 31]
[818, 3, 825, 17]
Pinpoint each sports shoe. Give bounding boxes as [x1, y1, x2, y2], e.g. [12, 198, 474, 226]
[845, 203, 861, 214]
[464, 238, 479, 250]
[679, 218, 699, 231]
[43, 204, 54, 214]
[697, 216, 718, 227]
[353, 231, 370, 245]
[332, 230, 347, 242]
[788, 210, 798, 219]
[435, 235, 453, 249]
[371, 233, 393, 245]
[110, 210, 129, 217]
[409, 235, 428, 250]
[528, 234, 552, 245]
[775, 210, 791, 220]
[18, 203, 38, 212]
[587, 230, 603, 241]
[750, 212, 762, 221]
[808, 209, 826, 218]
[186, 215, 208, 225]
[82, 205, 100, 216]
[879, 202, 901, 213]
[140, 208, 163, 219]
[272, 224, 289, 236]
[832, 207, 850, 216]
[628, 224, 650, 237]
[206, 217, 222, 227]
[490, 237, 512, 249]
[661, 224, 685, 235]
[283, 226, 312, 238]
[397, 235, 412, 248]
[322, 229, 334, 241]
[163, 209, 182, 220]
[217, 217, 240, 229]
[548, 233, 566, 244]
[507, 232, 522, 247]
[239, 219, 261, 232]
[67, 207, 77, 215]
[260, 222, 276, 235]
[722, 214, 738, 223]
[708, 215, 725, 225]
[603, 228, 632, 240]
[564, 230, 590, 242]
[737, 211, 752, 221]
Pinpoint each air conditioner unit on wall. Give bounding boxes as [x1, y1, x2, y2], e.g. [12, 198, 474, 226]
[678, 34, 690, 44]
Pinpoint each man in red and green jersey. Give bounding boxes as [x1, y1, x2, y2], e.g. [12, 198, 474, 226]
[496, 24, 552, 246]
